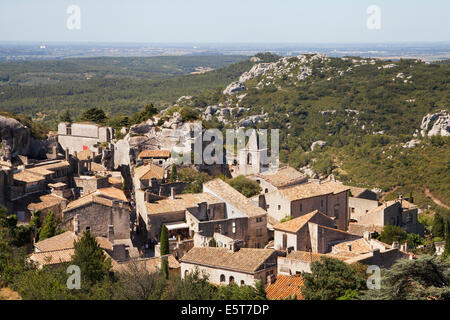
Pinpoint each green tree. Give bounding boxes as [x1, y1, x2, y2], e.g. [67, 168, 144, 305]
[80, 108, 107, 124]
[162, 269, 217, 300]
[161, 257, 169, 280]
[301, 257, 366, 300]
[209, 238, 217, 247]
[361, 255, 450, 300]
[72, 231, 111, 286]
[160, 224, 170, 256]
[59, 110, 72, 123]
[432, 214, 445, 238]
[39, 211, 56, 241]
[227, 175, 261, 198]
[443, 220, 450, 260]
[169, 164, 178, 183]
[378, 224, 408, 245]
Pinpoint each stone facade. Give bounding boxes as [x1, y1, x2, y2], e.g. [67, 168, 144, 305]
[62, 199, 130, 240]
[58, 122, 113, 155]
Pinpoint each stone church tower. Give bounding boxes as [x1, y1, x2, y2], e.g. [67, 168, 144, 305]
[238, 130, 269, 175]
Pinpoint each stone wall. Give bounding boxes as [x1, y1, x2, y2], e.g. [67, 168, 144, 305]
[349, 197, 379, 221]
[62, 201, 130, 240]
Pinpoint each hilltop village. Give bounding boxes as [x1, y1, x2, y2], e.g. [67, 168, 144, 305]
[0, 113, 432, 300]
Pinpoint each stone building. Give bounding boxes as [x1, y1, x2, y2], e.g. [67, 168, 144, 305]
[138, 149, 171, 166]
[180, 247, 283, 287]
[258, 180, 350, 231]
[58, 122, 114, 155]
[203, 179, 269, 249]
[61, 189, 130, 240]
[273, 210, 359, 253]
[135, 190, 222, 241]
[248, 166, 308, 194]
[133, 163, 165, 190]
[356, 199, 424, 236]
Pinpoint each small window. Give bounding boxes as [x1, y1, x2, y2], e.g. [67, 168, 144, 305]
[299, 204, 303, 212]
[229, 276, 235, 284]
[85, 226, 91, 232]
[351, 207, 355, 213]
[278, 205, 281, 210]
[321, 200, 324, 207]
[265, 188, 269, 193]
[232, 222, 236, 234]
[220, 274, 225, 283]
[240, 280, 245, 286]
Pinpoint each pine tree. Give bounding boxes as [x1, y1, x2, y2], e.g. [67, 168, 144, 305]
[72, 231, 111, 285]
[255, 279, 267, 300]
[160, 224, 170, 256]
[39, 211, 56, 241]
[59, 110, 72, 123]
[443, 220, 450, 260]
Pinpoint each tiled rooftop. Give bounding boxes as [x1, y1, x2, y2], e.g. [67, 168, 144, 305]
[278, 181, 350, 201]
[266, 275, 304, 300]
[29, 248, 75, 266]
[256, 166, 307, 188]
[204, 179, 267, 218]
[134, 163, 165, 181]
[138, 149, 171, 159]
[273, 210, 325, 233]
[13, 170, 45, 183]
[145, 192, 221, 215]
[181, 247, 276, 273]
[27, 194, 65, 212]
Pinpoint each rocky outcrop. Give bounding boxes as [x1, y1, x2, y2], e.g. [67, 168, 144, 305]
[420, 110, 450, 137]
[223, 81, 246, 95]
[403, 139, 421, 149]
[311, 140, 327, 151]
[0, 116, 46, 161]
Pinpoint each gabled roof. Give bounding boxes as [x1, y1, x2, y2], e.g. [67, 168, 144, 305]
[27, 194, 65, 212]
[111, 255, 180, 273]
[64, 187, 128, 212]
[145, 192, 221, 215]
[34, 231, 77, 252]
[29, 248, 75, 267]
[134, 163, 165, 181]
[204, 179, 267, 218]
[266, 275, 304, 300]
[97, 187, 127, 202]
[273, 210, 327, 233]
[277, 181, 350, 201]
[255, 166, 307, 188]
[181, 247, 277, 274]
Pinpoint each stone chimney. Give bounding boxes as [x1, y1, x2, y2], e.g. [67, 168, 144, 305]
[108, 225, 114, 243]
[346, 243, 352, 252]
[170, 187, 175, 200]
[363, 231, 371, 241]
[65, 148, 70, 161]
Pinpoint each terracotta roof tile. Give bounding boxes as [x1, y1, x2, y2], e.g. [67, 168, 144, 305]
[138, 150, 171, 159]
[134, 163, 165, 181]
[181, 247, 276, 273]
[29, 248, 75, 266]
[273, 210, 324, 233]
[266, 275, 304, 300]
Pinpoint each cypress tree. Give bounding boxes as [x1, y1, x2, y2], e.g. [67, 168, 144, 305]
[160, 224, 170, 255]
[39, 211, 56, 241]
[432, 214, 445, 238]
[161, 256, 169, 279]
[169, 164, 178, 182]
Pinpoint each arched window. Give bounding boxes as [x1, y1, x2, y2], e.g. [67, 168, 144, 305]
[247, 153, 252, 165]
[229, 276, 235, 284]
[240, 280, 245, 286]
[184, 270, 189, 278]
[265, 188, 269, 193]
[220, 274, 226, 283]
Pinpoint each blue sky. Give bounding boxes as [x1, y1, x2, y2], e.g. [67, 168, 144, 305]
[0, 0, 449, 43]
